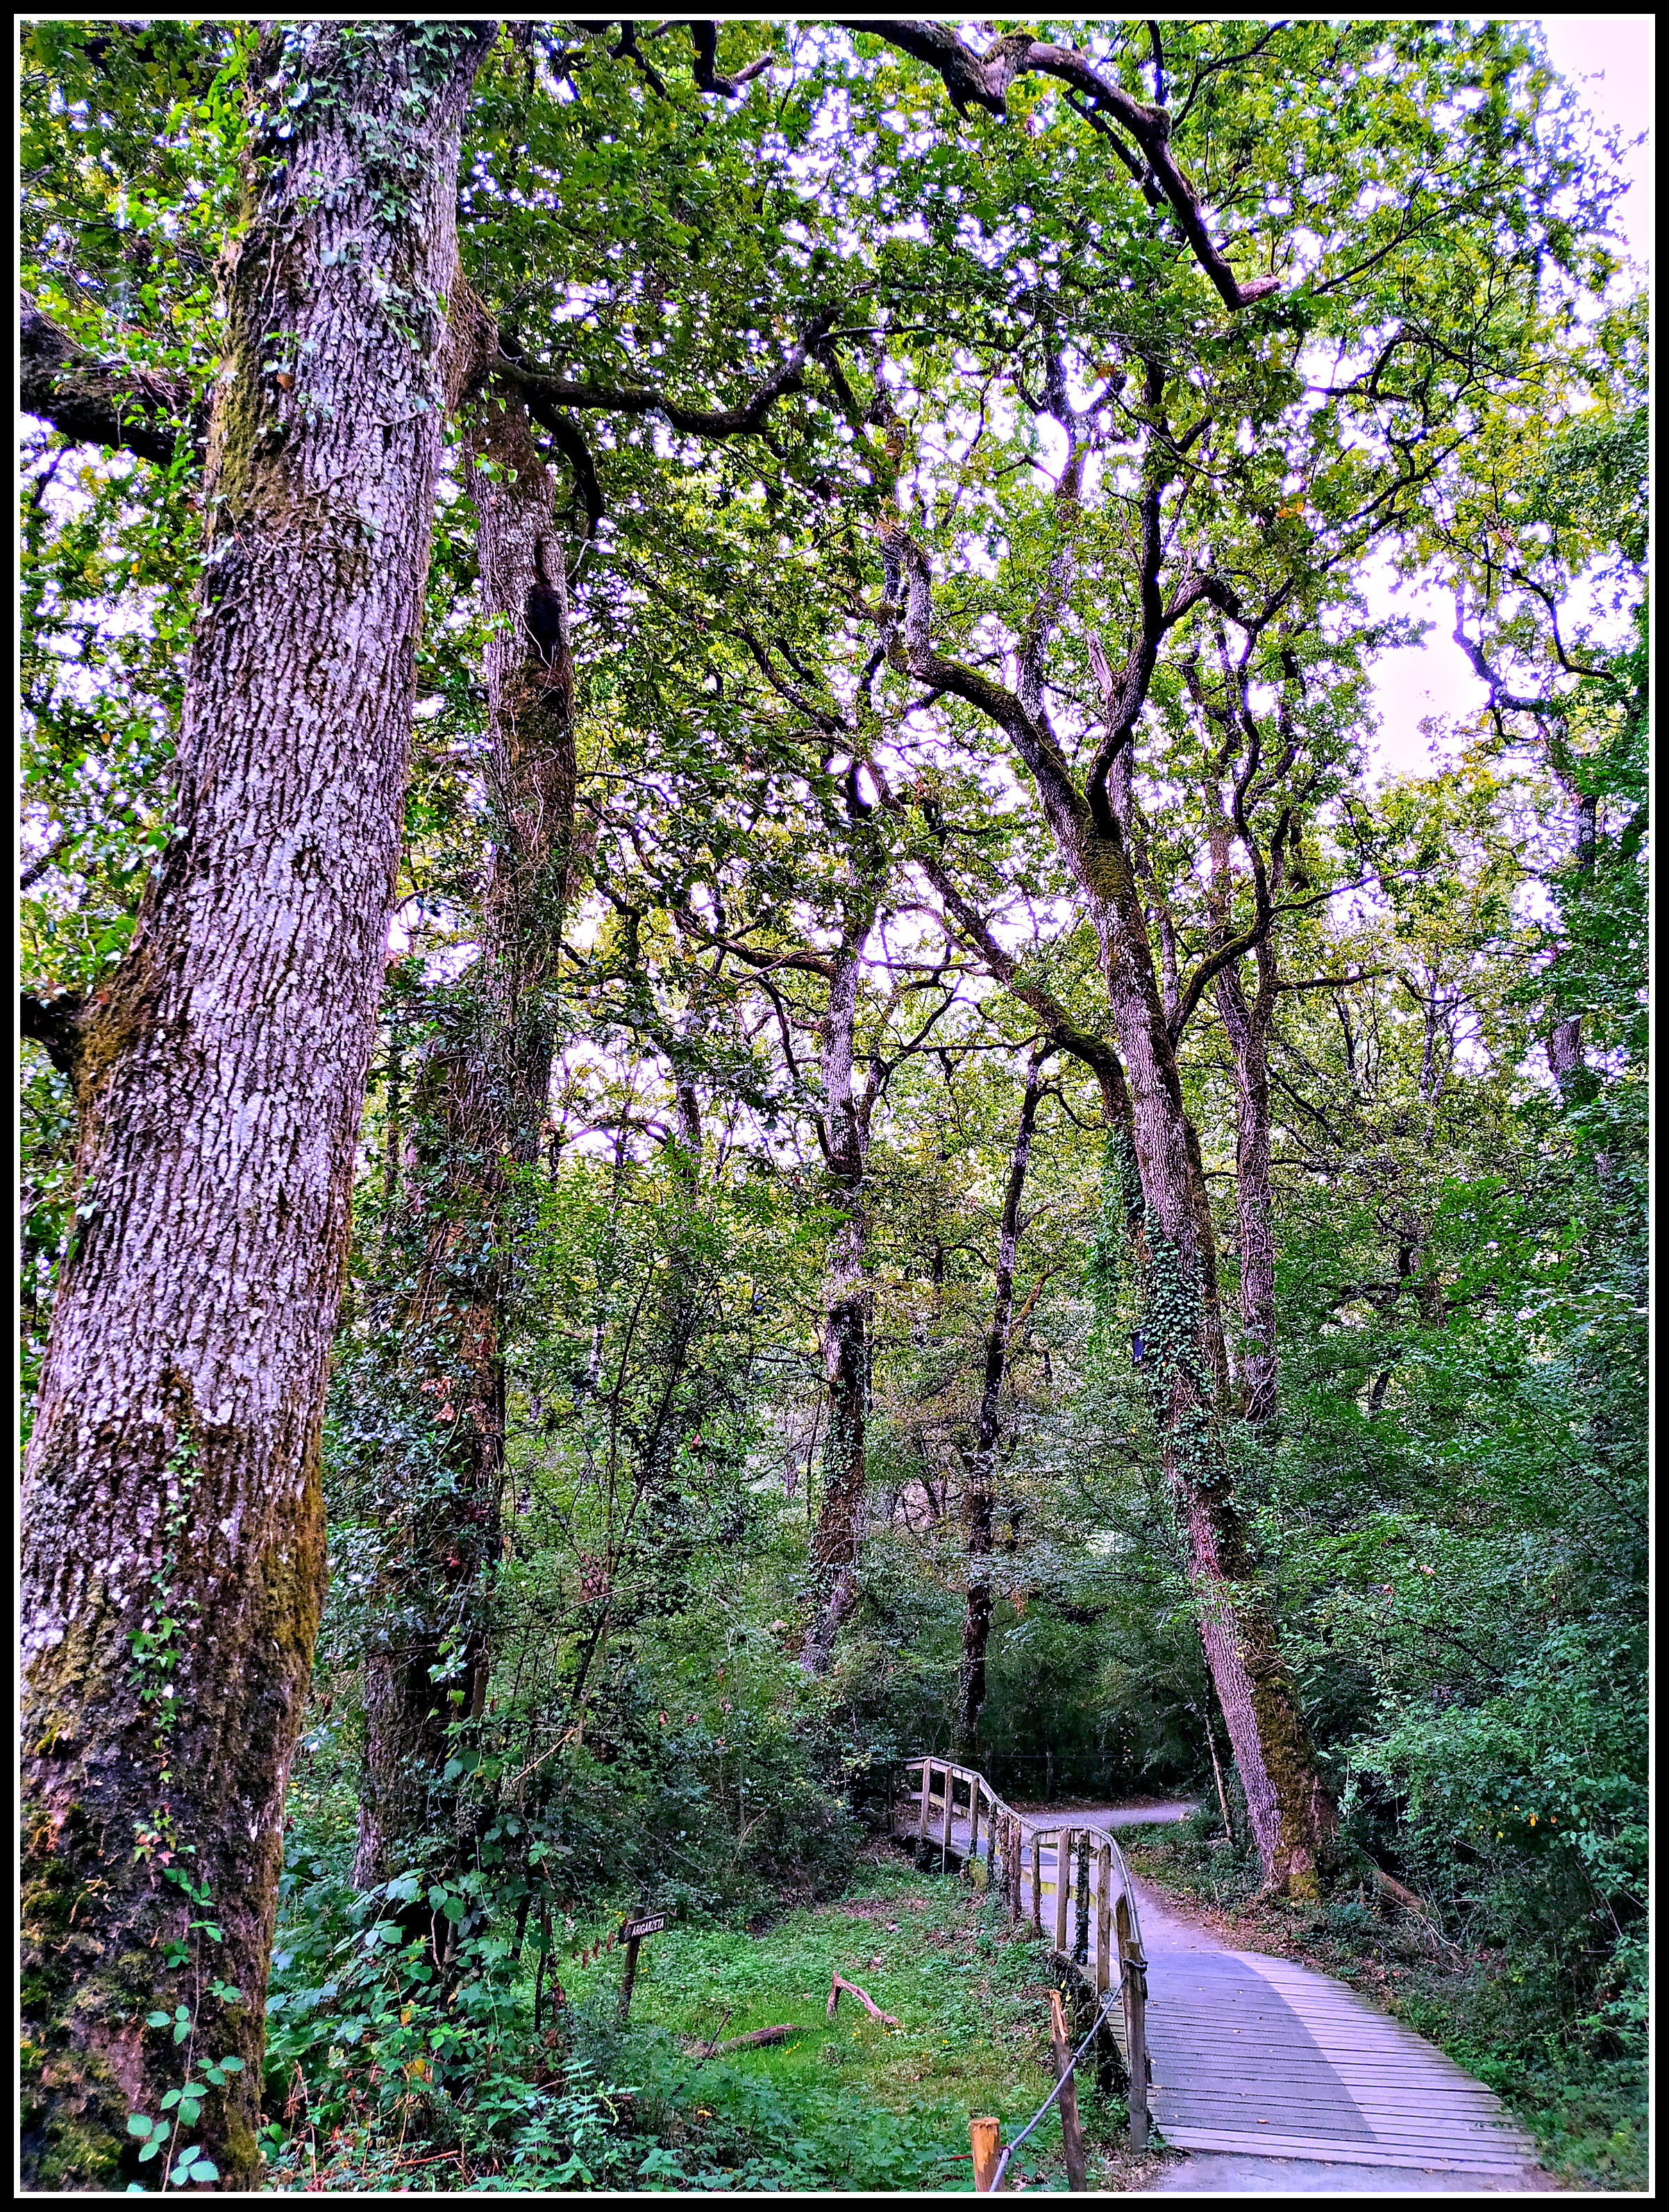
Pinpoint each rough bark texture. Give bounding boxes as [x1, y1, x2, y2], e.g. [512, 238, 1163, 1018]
[954, 1052, 1044, 1754]
[19, 24, 495, 2190]
[353, 387, 577, 1900]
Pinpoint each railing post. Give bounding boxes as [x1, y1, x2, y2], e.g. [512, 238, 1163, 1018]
[1073, 1835, 1089, 1965]
[917, 1761, 932, 1867]
[941, 1768, 952, 1873]
[1124, 1939, 1150, 2152]
[1030, 1827, 1043, 1935]
[1048, 1986, 1089, 2193]
[1053, 1827, 1071, 1955]
[1009, 1815, 1022, 1921]
[968, 1779, 981, 1878]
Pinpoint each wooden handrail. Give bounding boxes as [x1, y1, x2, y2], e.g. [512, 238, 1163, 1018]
[893, 1755, 1150, 2152]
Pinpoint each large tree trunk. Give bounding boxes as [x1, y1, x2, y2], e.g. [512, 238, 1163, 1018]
[19, 26, 495, 2190]
[353, 389, 577, 1899]
[954, 1050, 1045, 1755]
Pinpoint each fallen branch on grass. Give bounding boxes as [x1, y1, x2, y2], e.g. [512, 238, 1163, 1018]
[1360, 1857, 1464, 1960]
[827, 1972, 900, 2027]
[677, 2022, 803, 2056]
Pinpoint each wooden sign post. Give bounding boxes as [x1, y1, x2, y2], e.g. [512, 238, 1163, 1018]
[617, 1909, 667, 2025]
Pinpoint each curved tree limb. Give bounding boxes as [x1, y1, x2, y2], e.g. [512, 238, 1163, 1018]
[20, 292, 201, 466]
[494, 305, 838, 442]
[847, 22, 1282, 311]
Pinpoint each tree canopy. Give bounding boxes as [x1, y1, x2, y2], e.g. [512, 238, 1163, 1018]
[20, 19, 1646, 2194]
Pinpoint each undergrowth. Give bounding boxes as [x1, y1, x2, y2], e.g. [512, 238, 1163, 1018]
[261, 1836, 1166, 2190]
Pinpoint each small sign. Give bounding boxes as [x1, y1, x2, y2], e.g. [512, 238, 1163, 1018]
[621, 1911, 667, 1943]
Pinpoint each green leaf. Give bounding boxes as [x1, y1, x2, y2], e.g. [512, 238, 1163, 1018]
[125, 2114, 156, 2137]
[145, 2011, 172, 2028]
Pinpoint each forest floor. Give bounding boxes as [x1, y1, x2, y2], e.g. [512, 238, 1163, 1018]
[1118, 1823, 1643, 2193]
[553, 1836, 1177, 2191]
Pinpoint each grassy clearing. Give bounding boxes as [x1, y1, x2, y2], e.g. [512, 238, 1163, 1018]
[1120, 1820, 1646, 2193]
[552, 1839, 1172, 2191]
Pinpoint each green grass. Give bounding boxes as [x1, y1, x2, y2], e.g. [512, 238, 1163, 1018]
[551, 1842, 1159, 2190]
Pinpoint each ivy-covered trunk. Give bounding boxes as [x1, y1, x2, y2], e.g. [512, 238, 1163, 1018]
[1084, 814, 1334, 1895]
[1214, 950, 1280, 1427]
[352, 389, 577, 1902]
[803, 932, 875, 1674]
[18, 24, 494, 2190]
[955, 1050, 1044, 1755]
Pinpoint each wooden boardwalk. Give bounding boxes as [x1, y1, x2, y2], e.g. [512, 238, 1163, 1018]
[1130, 1875, 1534, 2173]
[896, 1771, 1536, 2179]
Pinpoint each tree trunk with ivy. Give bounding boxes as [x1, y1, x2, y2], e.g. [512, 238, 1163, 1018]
[351, 388, 578, 1909]
[1084, 802, 1335, 1896]
[801, 928, 876, 1674]
[954, 1050, 1045, 1756]
[19, 23, 495, 2190]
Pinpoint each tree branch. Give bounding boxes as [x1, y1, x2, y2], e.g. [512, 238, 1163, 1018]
[20, 990, 85, 1082]
[849, 23, 1282, 311]
[495, 307, 837, 442]
[20, 293, 199, 467]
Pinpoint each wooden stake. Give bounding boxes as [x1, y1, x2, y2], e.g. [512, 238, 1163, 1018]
[971, 2115, 1002, 2193]
[1049, 1987, 1089, 2192]
[1030, 1827, 1043, 1934]
[1095, 1841, 1113, 1997]
[1053, 1827, 1071, 1954]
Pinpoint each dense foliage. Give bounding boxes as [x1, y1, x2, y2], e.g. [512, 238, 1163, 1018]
[20, 18, 1645, 2191]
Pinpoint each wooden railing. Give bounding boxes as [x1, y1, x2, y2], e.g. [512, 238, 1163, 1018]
[891, 1755, 1151, 2151]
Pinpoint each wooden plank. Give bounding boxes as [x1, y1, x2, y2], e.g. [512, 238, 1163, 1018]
[1158, 2127, 1529, 2170]
[1053, 1826, 1071, 1954]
